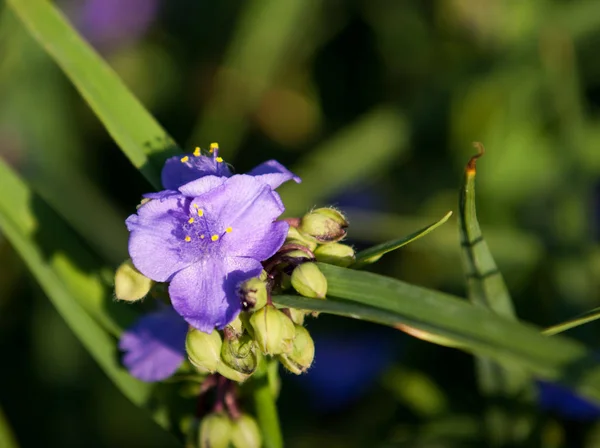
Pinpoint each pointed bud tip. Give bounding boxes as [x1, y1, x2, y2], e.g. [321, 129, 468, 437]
[299, 207, 348, 243]
[250, 305, 296, 355]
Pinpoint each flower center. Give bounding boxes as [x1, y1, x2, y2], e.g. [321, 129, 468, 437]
[178, 202, 233, 260]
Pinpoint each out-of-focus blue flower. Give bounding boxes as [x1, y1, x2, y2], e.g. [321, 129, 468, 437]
[73, 0, 160, 51]
[537, 380, 600, 421]
[296, 331, 397, 412]
[126, 174, 289, 332]
[119, 306, 187, 382]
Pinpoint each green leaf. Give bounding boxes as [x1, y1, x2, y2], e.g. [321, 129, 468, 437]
[273, 264, 600, 403]
[543, 307, 600, 336]
[0, 159, 177, 431]
[458, 144, 533, 444]
[0, 405, 18, 448]
[5, 0, 180, 189]
[351, 211, 453, 269]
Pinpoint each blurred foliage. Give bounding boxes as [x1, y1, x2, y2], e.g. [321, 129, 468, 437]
[3, 0, 600, 446]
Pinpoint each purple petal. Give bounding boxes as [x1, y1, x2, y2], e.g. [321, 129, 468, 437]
[170, 257, 263, 332]
[192, 175, 288, 260]
[178, 176, 227, 197]
[162, 155, 232, 190]
[247, 160, 301, 189]
[126, 194, 194, 281]
[143, 190, 179, 200]
[119, 307, 188, 382]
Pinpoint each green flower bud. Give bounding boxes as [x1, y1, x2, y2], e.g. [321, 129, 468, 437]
[291, 262, 327, 299]
[216, 361, 252, 383]
[299, 207, 348, 243]
[286, 226, 318, 251]
[231, 414, 262, 448]
[281, 249, 313, 261]
[186, 328, 222, 374]
[198, 413, 232, 448]
[283, 307, 306, 325]
[250, 305, 296, 355]
[114, 259, 153, 302]
[226, 315, 244, 338]
[221, 334, 258, 375]
[314, 243, 355, 267]
[238, 277, 268, 311]
[279, 325, 315, 375]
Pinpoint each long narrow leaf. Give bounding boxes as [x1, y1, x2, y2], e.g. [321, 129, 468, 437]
[0, 405, 18, 448]
[352, 211, 452, 268]
[5, 0, 179, 189]
[458, 145, 533, 444]
[288, 263, 600, 403]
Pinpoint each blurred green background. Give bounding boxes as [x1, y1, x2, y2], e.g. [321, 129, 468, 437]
[2, 0, 600, 446]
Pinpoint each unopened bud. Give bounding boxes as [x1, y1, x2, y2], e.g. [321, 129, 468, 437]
[285, 307, 307, 325]
[221, 334, 258, 375]
[198, 413, 232, 448]
[279, 325, 315, 374]
[286, 226, 317, 251]
[226, 315, 244, 338]
[238, 277, 268, 311]
[314, 243, 355, 267]
[114, 259, 153, 302]
[231, 414, 262, 448]
[186, 328, 222, 373]
[299, 208, 348, 243]
[250, 305, 296, 355]
[281, 249, 313, 262]
[291, 262, 327, 299]
[217, 362, 252, 383]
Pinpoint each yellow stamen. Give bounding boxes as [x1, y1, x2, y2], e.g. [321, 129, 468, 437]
[193, 203, 199, 208]
[193, 147, 201, 157]
[188, 217, 195, 224]
[216, 157, 223, 163]
[197, 209, 204, 217]
[211, 234, 219, 241]
[184, 236, 191, 242]
[225, 227, 232, 233]
[180, 156, 189, 163]
[200, 234, 205, 239]
[210, 142, 219, 153]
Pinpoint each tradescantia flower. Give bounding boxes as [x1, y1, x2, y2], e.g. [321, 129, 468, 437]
[161, 143, 300, 191]
[119, 306, 188, 382]
[126, 174, 289, 332]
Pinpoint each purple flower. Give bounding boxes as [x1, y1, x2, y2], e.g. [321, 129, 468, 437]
[126, 174, 289, 332]
[537, 380, 600, 421]
[119, 307, 188, 382]
[161, 145, 300, 191]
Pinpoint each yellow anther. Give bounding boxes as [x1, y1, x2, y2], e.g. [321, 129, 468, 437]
[193, 203, 199, 208]
[185, 236, 191, 242]
[216, 157, 223, 163]
[193, 147, 201, 157]
[188, 217, 195, 224]
[210, 142, 219, 152]
[197, 209, 204, 217]
[211, 234, 219, 241]
[200, 234, 205, 239]
[225, 227, 232, 233]
[180, 156, 189, 163]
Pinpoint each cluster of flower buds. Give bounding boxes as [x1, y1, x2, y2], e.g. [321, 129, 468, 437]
[197, 412, 261, 448]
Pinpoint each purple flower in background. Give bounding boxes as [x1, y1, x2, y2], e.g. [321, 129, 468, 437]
[297, 331, 397, 412]
[73, 0, 159, 51]
[126, 174, 289, 332]
[161, 144, 300, 191]
[537, 381, 600, 421]
[119, 307, 187, 382]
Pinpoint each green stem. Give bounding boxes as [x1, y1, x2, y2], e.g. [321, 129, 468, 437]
[542, 308, 600, 336]
[253, 373, 283, 448]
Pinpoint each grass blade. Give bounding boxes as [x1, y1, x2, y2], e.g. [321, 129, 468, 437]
[0, 405, 18, 448]
[458, 143, 533, 444]
[5, 0, 180, 189]
[352, 211, 453, 268]
[543, 307, 600, 336]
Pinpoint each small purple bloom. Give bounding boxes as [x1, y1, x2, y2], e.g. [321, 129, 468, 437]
[537, 380, 600, 421]
[161, 145, 300, 191]
[119, 307, 188, 382]
[126, 174, 289, 332]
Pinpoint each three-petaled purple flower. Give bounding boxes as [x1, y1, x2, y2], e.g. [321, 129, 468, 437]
[120, 146, 300, 381]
